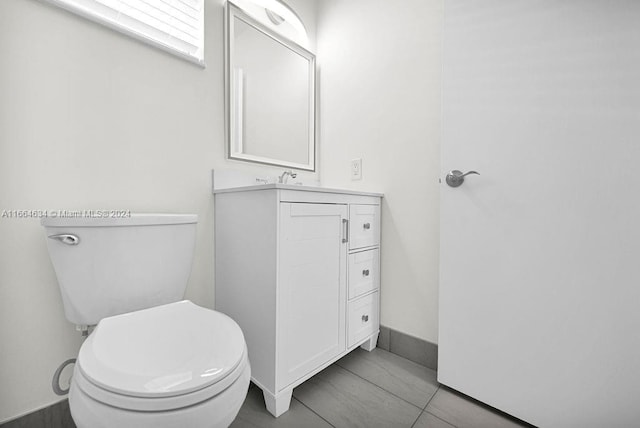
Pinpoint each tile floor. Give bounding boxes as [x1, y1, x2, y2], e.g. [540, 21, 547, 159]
[231, 348, 533, 428]
[1, 347, 533, 428]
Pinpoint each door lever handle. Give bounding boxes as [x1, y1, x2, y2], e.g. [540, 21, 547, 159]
[445, 170, 480, 188]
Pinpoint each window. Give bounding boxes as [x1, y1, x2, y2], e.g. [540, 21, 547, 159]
[45, 0, 205, 66]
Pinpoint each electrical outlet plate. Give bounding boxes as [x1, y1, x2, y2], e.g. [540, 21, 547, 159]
[351, 158, 362, 180]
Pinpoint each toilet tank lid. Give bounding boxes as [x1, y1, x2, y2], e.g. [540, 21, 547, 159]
[41, 213, 197, 227]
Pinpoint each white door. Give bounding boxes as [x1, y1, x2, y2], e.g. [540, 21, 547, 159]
[439, 2, 640, 427]
[277, 202, 347, 390]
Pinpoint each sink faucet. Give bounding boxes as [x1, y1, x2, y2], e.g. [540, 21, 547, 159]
[278, 170, 297, 184]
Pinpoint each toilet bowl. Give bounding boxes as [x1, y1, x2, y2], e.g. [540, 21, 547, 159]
[41, 214, 250, 427]
[68, 301, 250, 428]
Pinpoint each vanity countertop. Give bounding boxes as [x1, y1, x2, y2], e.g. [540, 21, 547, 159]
[212, 183, 383, 198]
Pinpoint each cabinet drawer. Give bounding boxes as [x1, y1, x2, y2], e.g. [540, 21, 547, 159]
[348, 249, 379, 300]
[347, 292, 379, 348]
[349, 204, 380, 250]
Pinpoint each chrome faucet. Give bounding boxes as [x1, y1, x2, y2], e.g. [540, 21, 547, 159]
[278, 170, 297, 184]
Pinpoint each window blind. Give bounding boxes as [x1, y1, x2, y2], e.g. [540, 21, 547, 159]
[45, 0, 205, 65]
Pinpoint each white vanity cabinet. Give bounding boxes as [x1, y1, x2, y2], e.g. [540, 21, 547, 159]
[214, 185, 382, 417]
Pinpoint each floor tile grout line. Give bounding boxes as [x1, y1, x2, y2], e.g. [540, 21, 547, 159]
[334, 350, 438, 386]
[411, 387, 459, 428]
[433, 385, 534, 428]
[423, 409, 460, 428]
[333, 363, 430, 412]
[422, 385, 441, 411]
[336, 349, 436, 373]
[291, 396, 337, 428]
[409, 411, 423, 428]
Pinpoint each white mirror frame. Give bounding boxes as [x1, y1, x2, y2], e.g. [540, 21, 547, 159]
[224, 2, 316, 171]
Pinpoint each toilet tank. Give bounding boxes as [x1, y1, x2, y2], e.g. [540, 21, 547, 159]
[41, 214, 197, 326]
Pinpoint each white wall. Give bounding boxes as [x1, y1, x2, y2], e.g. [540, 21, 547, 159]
[0, 0, 317, 422]
[316, 0, 443, 343]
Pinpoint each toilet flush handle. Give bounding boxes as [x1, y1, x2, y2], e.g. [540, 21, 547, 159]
[48, 234, 80, 246]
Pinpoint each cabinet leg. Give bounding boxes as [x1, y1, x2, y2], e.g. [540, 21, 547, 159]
[263, 388, 293, 417]
[360, 332, 379, 352]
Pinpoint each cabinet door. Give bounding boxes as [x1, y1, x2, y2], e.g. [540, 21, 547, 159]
[277, 203, 348, 390]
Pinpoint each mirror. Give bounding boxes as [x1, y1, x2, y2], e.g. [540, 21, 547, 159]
[225, 2, 316, 171]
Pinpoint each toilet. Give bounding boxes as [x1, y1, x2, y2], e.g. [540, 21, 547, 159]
[42, 214, 250, 428]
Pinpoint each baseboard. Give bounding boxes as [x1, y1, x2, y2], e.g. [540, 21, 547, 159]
[377, 325, 438, 370]
[0, 399, 74, 428]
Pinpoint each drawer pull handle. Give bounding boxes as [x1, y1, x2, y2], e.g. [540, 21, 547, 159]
[362, 314, 369, 322]
[362, 269, 370, 277]
[363, 223, 371, 230]
[342, 219, 349, 243]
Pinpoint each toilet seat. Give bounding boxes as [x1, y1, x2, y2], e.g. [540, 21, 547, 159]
[74, 301, 248, 411]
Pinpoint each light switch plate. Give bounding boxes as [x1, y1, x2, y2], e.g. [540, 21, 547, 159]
[351, 158, 362, 180]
